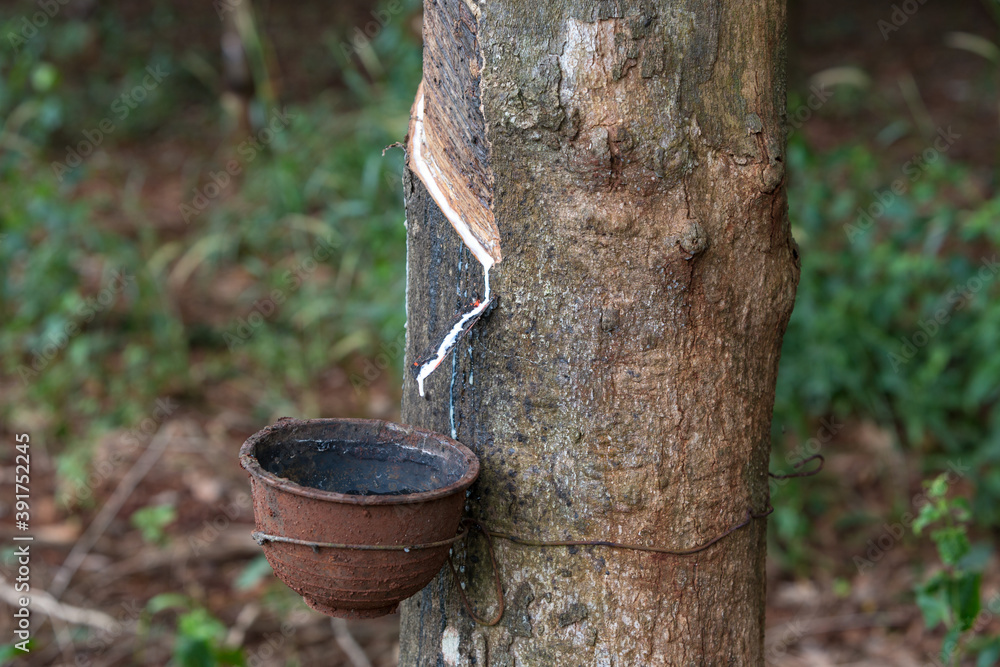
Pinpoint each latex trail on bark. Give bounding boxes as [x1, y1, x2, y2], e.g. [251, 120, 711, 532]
[405, 0, 499, 395]
[412, 294, 494, 397]
[406, 80, 499, 396]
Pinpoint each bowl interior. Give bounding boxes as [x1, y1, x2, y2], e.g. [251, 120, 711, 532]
[248, 419, 473, 496]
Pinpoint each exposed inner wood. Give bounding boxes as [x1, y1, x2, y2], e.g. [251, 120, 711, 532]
[407, 86, 500, 272]
[405, 0, 501, 268]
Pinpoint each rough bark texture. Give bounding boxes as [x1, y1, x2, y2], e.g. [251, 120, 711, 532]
[400, 0, 797, 664]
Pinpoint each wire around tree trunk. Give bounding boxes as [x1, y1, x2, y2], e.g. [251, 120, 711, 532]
[252, 455, 825, 626]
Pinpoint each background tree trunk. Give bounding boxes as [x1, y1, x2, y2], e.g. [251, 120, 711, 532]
[400, 0, 797, 664]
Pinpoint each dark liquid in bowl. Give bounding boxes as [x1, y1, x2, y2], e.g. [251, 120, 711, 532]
[256, 439, 463, 496]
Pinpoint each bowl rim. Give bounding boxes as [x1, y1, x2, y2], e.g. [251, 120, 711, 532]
[239, 417, 480, 505]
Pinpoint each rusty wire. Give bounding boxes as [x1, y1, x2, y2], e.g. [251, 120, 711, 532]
[483, 503, 775, 557]
[768, 453, 825, 479]
[448, 519, 505, 626]
[450, 454, 824, 625]
[477, 455, 823, 556]
[250, 527, 469, 552]
[252, 455, 824, 626]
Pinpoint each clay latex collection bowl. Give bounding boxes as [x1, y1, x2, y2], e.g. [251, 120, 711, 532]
[240, 417, 479, 618]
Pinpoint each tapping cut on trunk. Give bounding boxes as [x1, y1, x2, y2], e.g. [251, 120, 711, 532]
[406, 77, 501, 395]
[407, 83, 501, 272]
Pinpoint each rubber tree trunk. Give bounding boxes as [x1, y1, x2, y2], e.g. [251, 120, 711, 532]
[400, 0, 797, 664]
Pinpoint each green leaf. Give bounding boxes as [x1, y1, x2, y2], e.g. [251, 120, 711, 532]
[0, 643, 29, 660]
[956, 542, 993, 573]
[928, 474, 950, 500]
[173, 608, 232, 667]
[131, 504, 177, 545]
[214, 646, 246, 666]
[147, 593, 190, 615]
[234, 555, 273, 591]
[977, 639, 1000, 667]
[949, 571, 982, 631]
[914, 501, 943, 535]
[916, 574, 951, 629]
[950, 497, 972, 523]
[941, 627, 963, 665]
[178, 608, 227, 643]
[30, 62, 58, 93]
[932, 527, 971, 567]
[175, 636, 215, 667]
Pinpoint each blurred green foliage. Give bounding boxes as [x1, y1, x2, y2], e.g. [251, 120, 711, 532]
[131, 502, 177, 545]
[0, 1, 420, 497]
[772, 128, 1000, 525]
[142, 594, 244, 666]
[769, 112, 1000, 576]
[912, 474, 1000, 666]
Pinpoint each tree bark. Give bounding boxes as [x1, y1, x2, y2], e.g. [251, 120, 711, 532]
[400, 0, 797, 664]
